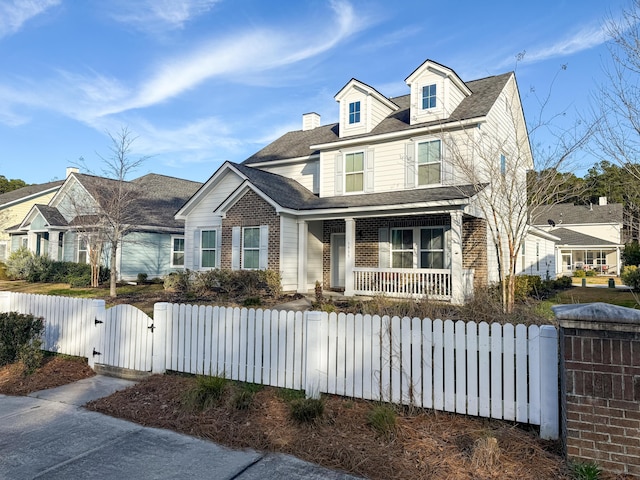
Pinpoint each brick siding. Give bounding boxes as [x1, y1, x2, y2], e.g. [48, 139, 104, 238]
[561, 327, 640, 476]
[462, 217, 488, 289]
[220, 190, 280, 271]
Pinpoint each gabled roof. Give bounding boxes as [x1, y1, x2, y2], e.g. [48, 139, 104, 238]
[230, 163, 481, 212]
[334, 78, 399, 111]
[33, 204, 68, 227]
[243, 72, 512, 165]
[550, 227, 620, 247]
[0, 180, 63, 209]
[405, 59, 472, 96]
[532, 203, 624, 226]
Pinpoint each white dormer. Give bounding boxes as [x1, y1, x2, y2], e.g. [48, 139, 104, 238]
[405, 60, 472, 125]
[334, 79, 398, 138]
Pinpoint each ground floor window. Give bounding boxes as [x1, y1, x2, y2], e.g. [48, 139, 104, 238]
[171, 236, 185, 267]
[201, 230, 217, 268]
[78, 237, 88, 264]
[391, 227, 445, 269]
[242, 227, 260, 269]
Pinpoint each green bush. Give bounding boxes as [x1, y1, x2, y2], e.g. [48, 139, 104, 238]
[164, 270, 192, 293]
[510, 275, 543, 300]
[585, 269, 597, 277]
[573, 269, 586, 278]
[622, 240, 640, 267]
[621, 265, 640, 290]
[571, 461, 602, 480]
[165, 268, 282, 300]
[289, 397, 324, 423]
[136, 273, 148, 284]
[5, 247, 34, 280]
[4, 249, 108, 285]
[0, 312, 44, 371]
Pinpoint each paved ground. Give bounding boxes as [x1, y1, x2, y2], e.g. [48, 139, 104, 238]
[0, 376, 362, 480]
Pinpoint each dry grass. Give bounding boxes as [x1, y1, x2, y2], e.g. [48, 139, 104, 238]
[0, 355, 94, 395]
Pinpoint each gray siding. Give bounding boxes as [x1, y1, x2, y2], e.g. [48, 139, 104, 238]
[118, 232, 179, 280]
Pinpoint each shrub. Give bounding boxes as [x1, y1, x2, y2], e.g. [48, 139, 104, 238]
[622, 240, 640, 267]
[368, 405, 397, 438]
[585, 269, 597, 277]
[0, 312, 44, 370]
[621, 265, 640, 290]
[0, 262, 8, 280]
[183, 374, 228, 411]
[571, 461, 602, 480]
[136, 273, 148, 284]
[573, 269, 586, 278]
[5, 247, 34, 280]
[164, 270, 192, 293]
[289, 397, 324, 423]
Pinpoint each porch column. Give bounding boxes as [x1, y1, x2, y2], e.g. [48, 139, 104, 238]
[616, 246, 621, 275]
[344, 217, 355, 296]
[450, 210, 464, 305]
[297, 220, 308, 294]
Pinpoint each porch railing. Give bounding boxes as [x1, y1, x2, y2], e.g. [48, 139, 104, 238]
[352, 268, 452, 300]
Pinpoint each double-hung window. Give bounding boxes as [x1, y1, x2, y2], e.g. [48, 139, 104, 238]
[348, 101, 360, 124]
[201, 230, 217, 268]
[422, 84, 437, 110]
[171, 236, 185, 267]
[242, 227, 260, 269]
[500, 154, 507, 176]
[345, 151, 364, 193]
[391, 227, 445, 269]
[417, 140, 441, 185]
[78, 237, 88, 264]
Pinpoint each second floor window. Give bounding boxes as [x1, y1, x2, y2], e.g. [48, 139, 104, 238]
[500, 154, 507, 176]
[349, 101, 361, 124]
[422, 84, 437, 109]
[345, 151, 364, 192]
[201, 230, 217, 268]
[417, 139, 441, 185]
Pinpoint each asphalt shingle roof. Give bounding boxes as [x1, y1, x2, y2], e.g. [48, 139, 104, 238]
[243, 72, 512, 165]
[0, 180, 63, 208]
[232, 163, 481, 211]
[532, 203, 624, 226]
[33, 204, 68, 227]
[550, 227, 619, 246]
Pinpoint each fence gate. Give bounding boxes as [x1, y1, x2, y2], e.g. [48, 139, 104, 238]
[94, 304, 155, 372]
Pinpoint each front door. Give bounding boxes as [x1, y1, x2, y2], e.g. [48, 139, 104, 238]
[331, 233, 345, 289]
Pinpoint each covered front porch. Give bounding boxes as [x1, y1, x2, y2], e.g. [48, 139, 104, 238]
[295, 210, 485, 305]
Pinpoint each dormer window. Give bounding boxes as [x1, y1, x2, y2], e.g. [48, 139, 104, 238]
[348, 101, 361, 124]
[422, 84, 437, 110]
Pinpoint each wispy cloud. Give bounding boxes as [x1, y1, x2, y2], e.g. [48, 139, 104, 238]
[0, 0, 60, 39]
[108, 0, 220, 31]
[498, 23, 608, 68]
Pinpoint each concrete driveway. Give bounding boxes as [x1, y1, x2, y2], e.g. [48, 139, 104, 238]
[0, 376, 362, 480]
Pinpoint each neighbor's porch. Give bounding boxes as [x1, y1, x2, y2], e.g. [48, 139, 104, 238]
[296, 211, 486, 305]
[557, 246, 621, 276]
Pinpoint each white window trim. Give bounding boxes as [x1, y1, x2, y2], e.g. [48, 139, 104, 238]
[415, 138, 443, 187]
[344, 150, 365, 194]
[390, 226, 446, 269]
[77, 236, 88, 264]
[200, 229, 218, 270]
[421, 83, 437, 110]
[348, 100, 361, 125]
[170, 235, 185, 268]
[242, 226, 260, 270]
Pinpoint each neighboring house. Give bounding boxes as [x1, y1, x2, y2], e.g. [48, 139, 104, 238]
[532, 197, 623, 275]
[8, 170, 202, 281]
[176, 59, 551, 303]
[0, 173, 66, 261]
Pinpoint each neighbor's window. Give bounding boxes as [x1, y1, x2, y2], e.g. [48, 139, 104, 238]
[420, 228, 444, 269]
[422, 84, 437, 109]
[21, 236, 28, 249]
[201, 230, 217, 268]
[172, 236, 185, 267]
[345, 151, 364, 192]
[500, 154, 507, 176]
[417, 140, 441, 185]
[349, 101, 361, 124]
[242, 227, 260, 269]
[78, 237, 88, 264]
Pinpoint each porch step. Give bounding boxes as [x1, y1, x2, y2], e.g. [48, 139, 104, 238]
[94, 364, 154, 381]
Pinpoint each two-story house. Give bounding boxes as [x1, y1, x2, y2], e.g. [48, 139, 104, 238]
[176, 59, 550, 303]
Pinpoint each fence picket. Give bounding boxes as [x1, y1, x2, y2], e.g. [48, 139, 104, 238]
[528, 325, 541, 424]
[371, 315, 382, 402]
[491, 323, 503, 419]
[515, 324, 528, 422]
[293, 312, 303, 390]
[246, 309, 255, 383]
[444, 320, 455, 412]
[503, 323, 515, 421]
[354, 314, 364, 399]
[467, 321, 478, 416]
[422, 317, 433, 409]
[327, 313, 338, 395]
[478, 322, 490, 417]
[401, 316, 412, 405]
[345, 314, 355, 398]
[455, 320, 467, 414]
[277, 310, 287, 388]
[390, 316, 401, 404]
[337, 313, 347, 396]
[380, 316, 391, 403]
[433, 319, 444, 410]
[270, 310, 279, 387]
[411, 317, 422, 407]
[285, 311, 295, 389]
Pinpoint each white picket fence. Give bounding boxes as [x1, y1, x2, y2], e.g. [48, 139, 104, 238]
[0, 292, 559, 439]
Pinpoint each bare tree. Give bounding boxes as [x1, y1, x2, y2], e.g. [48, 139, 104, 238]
[73, 127, 148, 296]
[444, 65, 591, 313]
[594, 0, 640, 178]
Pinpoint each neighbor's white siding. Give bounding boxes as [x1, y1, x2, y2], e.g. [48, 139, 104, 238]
[258, 159, 319, 194]
[280, 215, 298, 291]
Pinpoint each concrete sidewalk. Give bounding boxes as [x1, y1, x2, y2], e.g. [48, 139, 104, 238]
[0, 376, 362, 480]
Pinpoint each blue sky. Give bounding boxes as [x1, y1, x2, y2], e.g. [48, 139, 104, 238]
[0, 0, 630, 184]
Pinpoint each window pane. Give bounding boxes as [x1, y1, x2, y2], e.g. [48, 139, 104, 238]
[420, 251, 443, 269]
[421, 228, 443, 249]
[244, 228, 260, 248]
[173, 252, 185, 266]
[202, 230, 216, 249]
[174, 238, 184, 252]
[345, 172, 363, 192]
[391, 229, 413, 249]
[392, 251, 413, 268]
[419, 163, 441, 185]
[418, 141, 441, 164]
[345, 152, 364, 173]
[202, 250, 216, 268]
[244, 250, 259, 269]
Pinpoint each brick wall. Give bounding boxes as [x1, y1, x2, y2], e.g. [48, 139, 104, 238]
[557, 308, 640, 477]
[462, 217, 488, 289]
[221, 190, 280, 271]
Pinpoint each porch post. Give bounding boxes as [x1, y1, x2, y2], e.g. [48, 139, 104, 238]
[297, 220, 308, 294]
[344, 217, 355, 296]
[450, 210, 464, 305]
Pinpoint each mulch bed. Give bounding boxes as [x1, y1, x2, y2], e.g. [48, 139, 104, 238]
[0, 355, 94, 395]
[87, 373, 573, 480]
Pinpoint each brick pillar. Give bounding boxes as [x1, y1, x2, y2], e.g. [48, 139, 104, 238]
[554, 302, 640, 477]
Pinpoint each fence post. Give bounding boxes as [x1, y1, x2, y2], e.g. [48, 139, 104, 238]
[0, 291, 10, 312]
[539, 325, 559, 439]
[305, 311, 323, 399]
[152, 302, 168, 374]
[87, 299, 105, 370]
